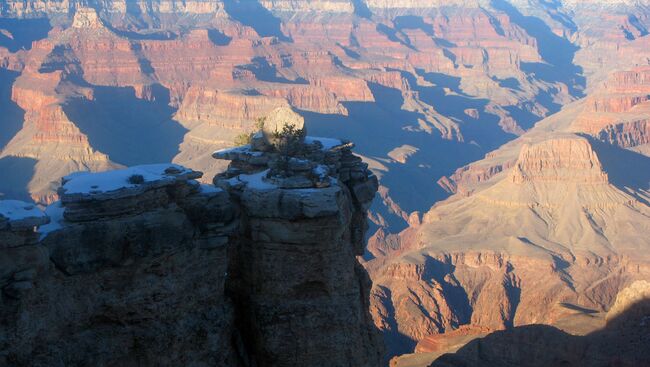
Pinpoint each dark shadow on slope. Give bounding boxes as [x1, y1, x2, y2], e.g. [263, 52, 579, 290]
[504, 105, 541, 131]
[237, 57, 306, 84]
[424, 256, 473, 328]
[108, 27, 177, 41]
[394, 15, 434, 36]
[376, 23, 414, 50]
[0, 18, 51, 52]
[628, 15, 649, 37]
[0, 70, 24, 150]
[0, 156, 37, 201]
[495, 77, 522, 91]
[431, 299, 650, 366]
[416, 71, 515, 151]
[559, 303, 599, 314]
[375, 285, 417, 361]
[63, 85, 187, 167]
[352, 0, 373, 19]
[222, 0, 290, 41]
[304, 82, 487, 227]
[503, 274, 521, 329]
[586, 137, 650, 195]
[38, 44, 82, 74]
[491, 0, 585, 97]
[208, 29, 232, 46]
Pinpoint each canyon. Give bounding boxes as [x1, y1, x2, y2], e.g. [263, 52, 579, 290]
[0, 0, 649, 366]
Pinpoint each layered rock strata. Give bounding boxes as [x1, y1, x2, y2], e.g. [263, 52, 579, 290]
[213, 117, 383, 366]
[1, 164, 240, 366]
[367, 134, 650, 359]
[1, 134, 382, 366]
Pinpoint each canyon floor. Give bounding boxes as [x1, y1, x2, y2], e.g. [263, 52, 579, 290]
[1, 0, 649, 365]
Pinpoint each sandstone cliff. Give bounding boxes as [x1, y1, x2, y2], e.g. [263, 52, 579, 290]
[0, 132, 384, 366]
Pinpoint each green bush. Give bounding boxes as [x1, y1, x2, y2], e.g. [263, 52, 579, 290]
[273, 123, 305, 156]
[233, 133, 253, 146]
[232, 117, 266, 146]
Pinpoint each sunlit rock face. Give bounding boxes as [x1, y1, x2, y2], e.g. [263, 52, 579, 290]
[369, 66, 650, 364]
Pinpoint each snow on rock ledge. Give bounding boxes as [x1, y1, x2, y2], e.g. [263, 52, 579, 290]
[59, 164, 203, 203]
[0, 200, 49, 232]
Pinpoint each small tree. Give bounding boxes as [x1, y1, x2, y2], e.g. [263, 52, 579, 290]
[233, 117, 267, 146]
[233, 133, 253, 146]
[271, 123, 306, 175]
[273, 123, 305, 157]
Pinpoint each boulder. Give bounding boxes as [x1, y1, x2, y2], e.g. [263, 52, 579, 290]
[262, 107, 306, 148]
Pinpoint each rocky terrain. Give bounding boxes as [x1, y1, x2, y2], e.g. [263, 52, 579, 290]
[367, 62, 650, 364]
[428, 281, 650, 367]
[0, 0, 588, 228]
[0, 123, 383, 366]
[1, 1, 650, 366]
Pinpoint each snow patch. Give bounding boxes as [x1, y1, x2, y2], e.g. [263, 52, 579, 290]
[61, 164, 195, 195]
[200, 184, 223, 194]
[213, 145, 263, 157]
[227, 169, 277, 190]
[305, 136, 344, 150]
[0, 200, 46, 222]
[39, 201, 65, 239]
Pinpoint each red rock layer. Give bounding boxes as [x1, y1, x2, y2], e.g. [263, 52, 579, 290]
[510, 137, 609, 184]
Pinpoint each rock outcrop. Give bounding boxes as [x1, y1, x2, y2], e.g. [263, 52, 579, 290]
[213, 126, 383, 366]
[1, 134, 383, 366]
[2, 164, 240, 366]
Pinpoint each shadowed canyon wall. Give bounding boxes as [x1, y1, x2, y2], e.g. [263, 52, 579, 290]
[0, 133, 384, 366]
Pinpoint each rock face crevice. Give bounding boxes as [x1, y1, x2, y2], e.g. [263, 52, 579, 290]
[0, 132, 383, 366]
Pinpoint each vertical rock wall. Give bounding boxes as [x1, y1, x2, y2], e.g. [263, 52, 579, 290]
[1, 165, 240, 367]
[1, 132, 383, 366]
[215, 137, 383, 366]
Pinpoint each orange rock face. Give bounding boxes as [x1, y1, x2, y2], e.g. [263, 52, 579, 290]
[1, 2, 650, 364]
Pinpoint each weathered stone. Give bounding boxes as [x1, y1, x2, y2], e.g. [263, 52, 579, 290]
[351, 174, 380, 206]
[12, 268, 37, 281]
[1, 167, 240, 367]
[1, 141, 382, 367]
[288, 157, 313, 171]
[217, 134, 383, 366]
[240, 184, 345, 220]
[0, 245, 50, 284]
